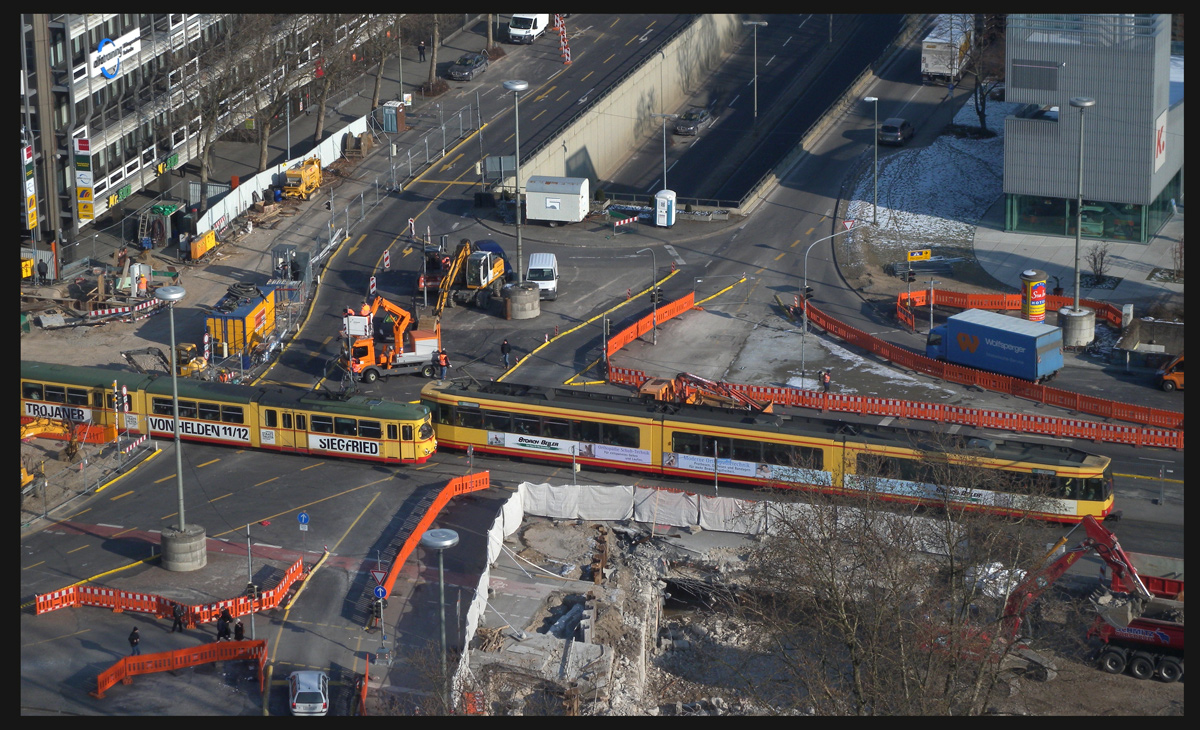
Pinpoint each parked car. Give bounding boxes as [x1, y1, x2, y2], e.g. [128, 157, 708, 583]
[988, 82, 1006, 101]
[674, 107, 712, 136]
[288, 671, 329, 716]
[447, 51, 488, 81]
[878, 117, 915, 145]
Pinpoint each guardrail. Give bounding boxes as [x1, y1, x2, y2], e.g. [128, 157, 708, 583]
[91, 639, 267, 699]
[603, 292, 1182, 450]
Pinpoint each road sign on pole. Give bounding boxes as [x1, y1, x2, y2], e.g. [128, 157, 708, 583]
[908, 249, 932, 261]
[370, 570, 387, 586]
[373, 585, 387, 599]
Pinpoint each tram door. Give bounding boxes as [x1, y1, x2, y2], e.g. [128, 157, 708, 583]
[396, 422, 413, 462]
[265, 409, 307, 453]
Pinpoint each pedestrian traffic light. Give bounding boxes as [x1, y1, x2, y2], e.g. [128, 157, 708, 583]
[324, 200, 332, 210]
[907, 271, 916, 283]
[373, 599, 383, 620]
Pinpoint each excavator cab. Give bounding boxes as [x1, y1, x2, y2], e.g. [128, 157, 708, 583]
[175, 343, 207, 377]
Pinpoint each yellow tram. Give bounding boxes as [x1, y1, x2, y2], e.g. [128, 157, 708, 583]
[21, 361, 435, 464]
[421, 380, 1117, 523]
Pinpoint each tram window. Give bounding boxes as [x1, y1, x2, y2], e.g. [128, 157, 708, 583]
[1081, 476, 1106, 501]
[455, 409, 483, 429]
[221, 406, 244, 424]
[66, 388, 89, 406]
[602, 423, 639, 448]
[152, 397, 172, 415]
[701, 436, 731, 459]
[91, 392, 105, 408]
[544, 418, 570, 439]
[672, 432, 703, 455]
[178, 401, 197, 419]
[761, 442, 790, 466]
[105, 393, 115, 410]
[796, 446, 824, 470]
[389, 424, 398, 440]
[859, 454, 922, 482]
[731, 438, 760, 463]
[483, 411, 511, 432]
[22, 382, 44, 400]
[296, 414, 306, 430]
[334, 417, 357, 436]
[360, 420, 381, 439]
[44, 385, 66, 403]
[282, 413, 293, 429]
[264, 410, 278, 428]
[418, 423, 432, 440]
[572, 420, 600, 443]
[513, 416, 540, 436]
[429, 402, 452, 425]
[311, 415, 334, 433]
[198, 402, 220, 421]
[402, 425, 413, 441]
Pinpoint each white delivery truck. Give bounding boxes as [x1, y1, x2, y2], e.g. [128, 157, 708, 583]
[508, 14, 551, 44]
[524, 176, 589, 226]
[921, 14, 972, 85]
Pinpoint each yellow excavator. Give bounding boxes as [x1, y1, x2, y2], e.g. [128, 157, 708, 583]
[121, 344, 207, 377]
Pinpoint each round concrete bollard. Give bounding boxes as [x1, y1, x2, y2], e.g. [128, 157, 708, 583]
[505, 282, 541, 320]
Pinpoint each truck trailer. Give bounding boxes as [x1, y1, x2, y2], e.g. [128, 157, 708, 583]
[926, 309, 1063, 382]
[921, 14, 972, 85]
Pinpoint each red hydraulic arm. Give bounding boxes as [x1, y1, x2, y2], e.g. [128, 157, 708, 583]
[1000, 515, 1152, 641]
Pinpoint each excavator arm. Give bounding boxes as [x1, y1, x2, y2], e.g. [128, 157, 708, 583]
[369, 295, 414, 343]
[676, 373, 774, 414]
[433, 239, 474, 319]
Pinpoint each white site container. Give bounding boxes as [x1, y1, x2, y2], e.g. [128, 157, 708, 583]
[524, 175, 589, 225]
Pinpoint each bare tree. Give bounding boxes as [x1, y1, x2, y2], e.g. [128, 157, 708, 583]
[964, 14, 1007, 134]
[425, 16, 443, 94]
[310, 14, 365, 144]
[1086, 241, 1113, 282]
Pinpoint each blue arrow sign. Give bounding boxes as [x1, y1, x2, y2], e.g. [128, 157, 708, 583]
[298, 511, 309, 525]
[373, 585, 387, 599]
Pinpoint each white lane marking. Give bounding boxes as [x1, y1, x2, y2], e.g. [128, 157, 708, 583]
[662, 245, 686, 266]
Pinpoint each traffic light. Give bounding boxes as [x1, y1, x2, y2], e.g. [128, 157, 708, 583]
[245, 583, 259, 600]
[603, 317, 611, 336]
[653, 287, 664, 303]
[324, 200, 332, 210]
[372, 599, 383, 620]
[907, 271, 916, 283]
[803, 286, 814, 300]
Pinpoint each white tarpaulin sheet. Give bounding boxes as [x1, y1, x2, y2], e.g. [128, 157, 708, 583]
[632, 487, 697, 528]
[699, 493, 767, 533]
[521, 482, 580, 518]
[579, 484, 634, 520]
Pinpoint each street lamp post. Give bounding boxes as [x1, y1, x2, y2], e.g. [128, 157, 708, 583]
[800, 225, 857, 385]
[154, 285, 206, 571]
[420, 528, 460, 711]
[928, 278, 941, 331]
[650, 113, 678, 191]
[743, 21, 768, 120]
[504, 80, 529, 284]
[863, 96, 879, 225]
[1069, 97, 1096, 313]
[637, 247, 657, 346]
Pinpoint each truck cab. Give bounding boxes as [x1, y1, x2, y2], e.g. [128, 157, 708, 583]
[926, 326, 946, 360]
[1156, 355, 1183, 392]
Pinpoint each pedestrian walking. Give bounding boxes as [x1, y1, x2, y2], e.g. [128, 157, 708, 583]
[500, 339, 512, 369]
[437, 349, 450, 380]
[821, 369, 832, 393]
[418, 40, 427, 62]
[946, 81, 955, 99]
[234, 619, 245, 642]
[171, 602, 186, 633]
[129, 626, 141, 656]
[36, 258, 48, 285]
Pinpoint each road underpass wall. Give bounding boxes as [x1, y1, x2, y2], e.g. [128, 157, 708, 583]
[519, 14, 744, 187]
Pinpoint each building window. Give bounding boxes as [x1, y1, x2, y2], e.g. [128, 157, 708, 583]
[1011, 59, 1059, 91]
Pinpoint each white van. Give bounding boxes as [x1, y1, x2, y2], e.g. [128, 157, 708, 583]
[508, 14, 551, 44]
[525, 253, 559, 300]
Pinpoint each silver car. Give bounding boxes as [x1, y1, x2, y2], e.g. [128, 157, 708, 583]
[289, 670, 329, 716]
[878, 117, 915, 145]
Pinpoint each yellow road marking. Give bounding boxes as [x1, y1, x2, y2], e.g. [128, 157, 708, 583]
[67, 544, 90, 554]
[774, 252, 786, 260]
[534, 86, 557, 102]
[439, 152, 465, 172]
[197, 459, 219, 468]
[1113, 472, 1183, 484]
[22, 629, 91, 647]
[255, 476, 280, 487]
[347, 233, 367, 257]
[209, 493, 232, 503]
[109, 490, 134, 501]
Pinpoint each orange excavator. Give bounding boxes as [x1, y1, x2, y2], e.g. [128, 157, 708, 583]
[637, 372, 774, 414]
[341, 295, 440, 383]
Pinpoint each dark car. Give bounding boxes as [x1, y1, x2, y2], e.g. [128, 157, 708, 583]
[878, 117, 915, 145]
[673, 107, 712, 136]
[988, 82, 1006, 101]
[447, 51, 488, 81]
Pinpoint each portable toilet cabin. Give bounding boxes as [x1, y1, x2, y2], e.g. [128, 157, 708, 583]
[206, 285, 277, 368]
[655, 190, 677, 227]
[524, 176, 589, 225]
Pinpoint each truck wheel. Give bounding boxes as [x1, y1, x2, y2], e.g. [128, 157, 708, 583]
[1156, 657, 1183, 683]
[1099, 648, 1126, 675]
[1128, 652, 1155, 680]
[421, 365, 435, 378]
[1161, 380, 1176, 392]
[363, 369, 379, 384]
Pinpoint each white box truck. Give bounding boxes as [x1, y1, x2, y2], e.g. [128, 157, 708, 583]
[524, 176, 589, 226]
[921, 14, 972, 85]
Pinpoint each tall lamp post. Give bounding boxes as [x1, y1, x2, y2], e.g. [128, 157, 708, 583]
[649, 113, 678, 191]
[863, 96, 880, 225]
[637, 247, 657, 345]
[155, 285, 206, 571]
[420, 528, 460, 711]
[742, 20, 768, 119]
[504, 80, 529, 283]
[1069, 97, 1096, 314]
[800, 224, 857, 385]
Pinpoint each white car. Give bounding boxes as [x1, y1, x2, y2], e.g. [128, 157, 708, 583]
[288, 670, 329, 716]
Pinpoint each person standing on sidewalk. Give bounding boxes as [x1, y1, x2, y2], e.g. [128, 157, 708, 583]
[171, 603, 186, 633]
[418, 40, 426, 62]
[129, 626, 141, 656]
[234, 619, 245, 642]
[500, 339, 512, 369]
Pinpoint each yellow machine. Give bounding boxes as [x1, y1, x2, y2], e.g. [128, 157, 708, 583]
[283, 158, 322, 200]
[434, 239, 509, 312]
[121, 345, 207, 378]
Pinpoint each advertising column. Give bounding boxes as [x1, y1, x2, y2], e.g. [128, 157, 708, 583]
[1020, 269, 1047, 322]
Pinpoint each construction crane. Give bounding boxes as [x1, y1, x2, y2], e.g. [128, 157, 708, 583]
[341, 295, 439, 383]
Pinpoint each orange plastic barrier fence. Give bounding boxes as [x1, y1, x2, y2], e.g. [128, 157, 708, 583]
[606, 292, 695, 360]
[381, 471, 491, 598]
[91, 639, 267, 699]
[36, 556, 307, 626]
[360, 663, 370, 716]
[19, 418, 116, 445]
